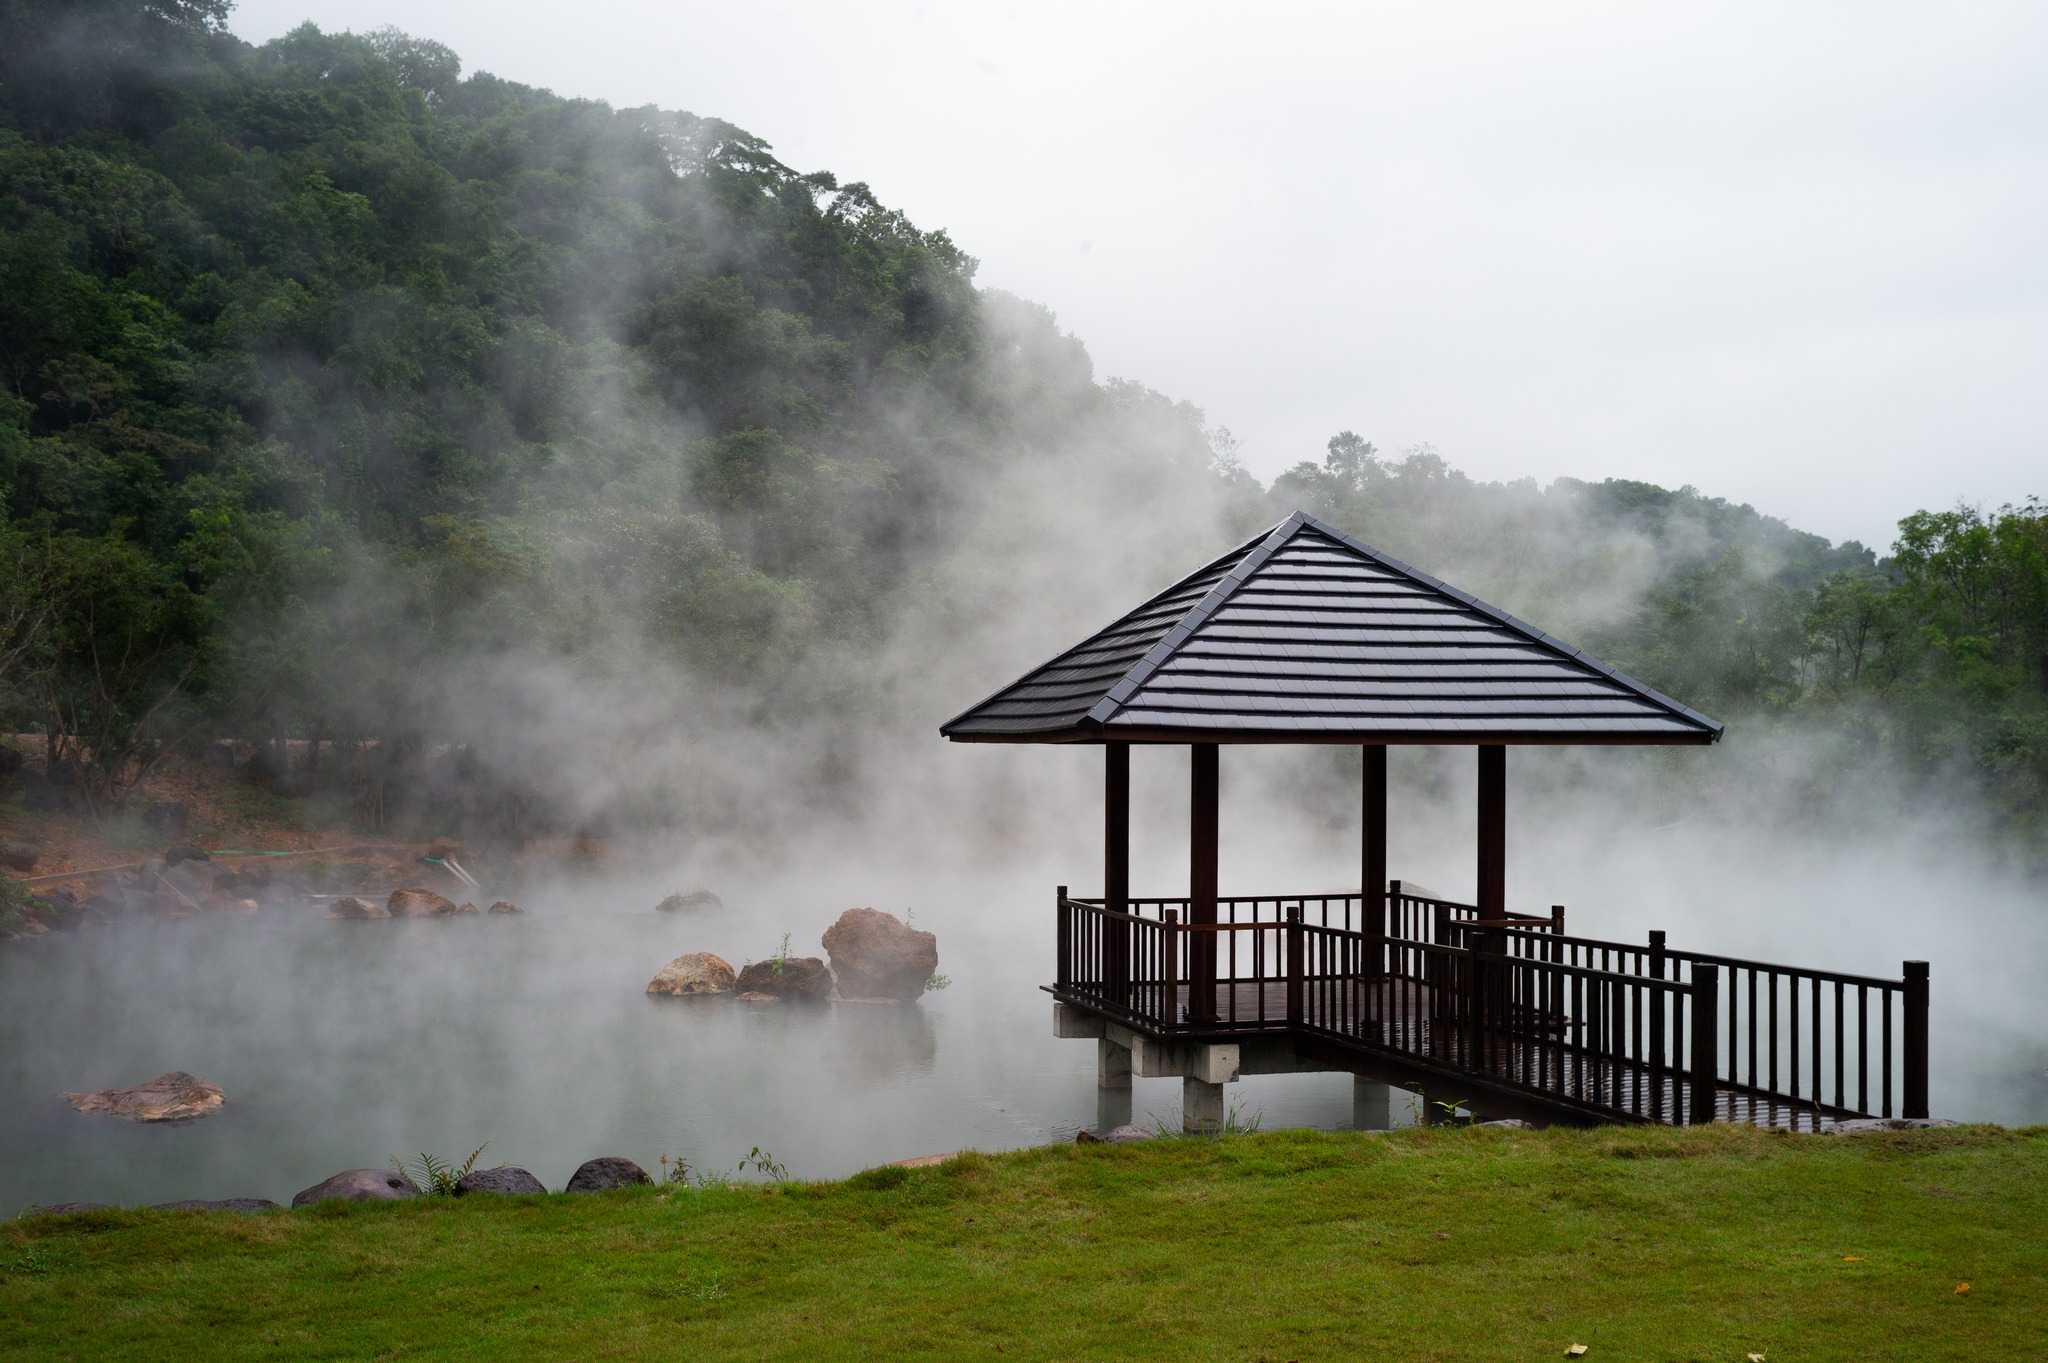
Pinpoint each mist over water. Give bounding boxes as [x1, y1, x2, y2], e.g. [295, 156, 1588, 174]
[4, 734, 2042, 1211]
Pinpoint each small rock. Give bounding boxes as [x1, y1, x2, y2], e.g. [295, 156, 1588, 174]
[735, 955, 834, 1001]
[454, 901, 481, 914]
[821, 908, 938, 1002]
[327, 896, 388, 919]
[647, 951, 738, 996]
[163, 844, 210, 867]
[151, 1198, 280, 1212]
[1831, 1117, 1961, 1134]
[656, 889, 723, 912]
[564, 1157, 651, 1193]
[22, 1202, 110, 1217]
[736, 991, 778, 1002]
[0, 840, 38, 872]
[63, 1072, 225, 1122]
[424, 837, 461, 862]
[487, 899, 523, 914]
[388, 887, 458, 917]
[1480, 1119, 1534, 1129]
[1082, 1124, 1156, 1144]
[291, 1168, 420, 1207]
[453, 1167, 546, 1196]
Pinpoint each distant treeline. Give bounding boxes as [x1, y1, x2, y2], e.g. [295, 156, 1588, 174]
[0, 2, 2041, 835]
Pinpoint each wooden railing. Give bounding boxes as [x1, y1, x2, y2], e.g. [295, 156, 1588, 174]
[1053, 885, 1928, 1125]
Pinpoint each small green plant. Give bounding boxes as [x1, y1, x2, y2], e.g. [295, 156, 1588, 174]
[738, 1146, 788, 1182]
[393, 1143, 490, 1196]
[1429, 1097, 1476, 1126]
[10, 1248, 57, 1274]
[770, 932, 792, 978]
[658, 1152, 693, 1186]
[689, 1273, 726, 1300]
[1141, 1097, 1264, 1139]
[923, 971, 951, 993]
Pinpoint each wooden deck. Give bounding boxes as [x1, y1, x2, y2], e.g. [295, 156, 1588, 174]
[1053, 888, 1927, 1129]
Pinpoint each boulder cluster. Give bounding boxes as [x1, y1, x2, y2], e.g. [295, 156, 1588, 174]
[646, 907, 938, 1005]
[21, 1156, 661, 1217]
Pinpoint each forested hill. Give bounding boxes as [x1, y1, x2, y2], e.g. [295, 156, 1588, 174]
[0, 1, 2041, 837]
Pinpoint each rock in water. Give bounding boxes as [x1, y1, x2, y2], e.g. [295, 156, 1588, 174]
[0, 840, 38, 872]
[736, 991, 777, 1003]
[564, 1157, 651, 1193]
[152, 1198, 280, 1212]
[63, 1072, 225, 1122]
[23, 1202, 111, 1217]
[487, 899, 523, 914]
[291, 1169, 419, 1207]
[455, 901, 481, 914]
[647, 952, 737, 996]
[656, 889, 723, 912]
[327, 896, 388, 919]
[425, 837, 461, 862]
[735, 955, 833, 1001]
[387, 887, 458, 917]
[454, 1167, 547, 1196]
[821, 908, 938, 1002]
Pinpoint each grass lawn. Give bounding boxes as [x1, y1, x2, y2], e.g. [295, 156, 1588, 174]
[3, 1124, 2042, 1361]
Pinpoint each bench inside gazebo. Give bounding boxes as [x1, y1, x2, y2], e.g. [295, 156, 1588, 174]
[942, 512, 1929, 1133]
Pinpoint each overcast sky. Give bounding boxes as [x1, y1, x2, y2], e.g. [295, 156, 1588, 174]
[230, 1, 2047, 549]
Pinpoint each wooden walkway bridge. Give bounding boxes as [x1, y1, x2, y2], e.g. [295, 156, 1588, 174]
[1052, 883, 1929, 1129]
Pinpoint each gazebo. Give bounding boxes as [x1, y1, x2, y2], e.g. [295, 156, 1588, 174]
[942, 512, 1927, 1132]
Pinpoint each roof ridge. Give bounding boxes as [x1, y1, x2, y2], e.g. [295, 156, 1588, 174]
[934, 519, 1282, 737]
[1291, 513, 1723, 738]
[1082, 512, 1309, 728]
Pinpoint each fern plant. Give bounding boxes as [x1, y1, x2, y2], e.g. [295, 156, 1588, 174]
[393, 1143, 490, 1196]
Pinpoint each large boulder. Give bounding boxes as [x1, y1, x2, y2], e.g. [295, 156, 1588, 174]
[388, 887, 458, 917]
[735, 955, 834, 1001]
[152, 1198, 280, 1212]
[22, 1202, 110, 1217]
[564, 1157, 651, 1193]
[327, 896, 388, 919]
[155, 860, 217, 909]
[453, 1167, 546, 1196]
[487, 900, 523, 914]
[647, 952, 737, 996]
[63, 1072, 225, 1122]
[291, 1168, 419, 1207]
[822, 908, 939, 1002]
[0, 840, 38, 872]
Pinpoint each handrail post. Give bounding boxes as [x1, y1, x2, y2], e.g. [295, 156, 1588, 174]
[1904, 960, 1930, 1120]
[1648, 929, 1666, 981]
[1056, 886, 1071, 991]
[1463, 937, 1485, 1074]
[1551, 903, 1565, 936]
[1286, 907, 1304, 1027]
[1690, 963, 1719, 1125]
[1162, 909, 1181, 1030]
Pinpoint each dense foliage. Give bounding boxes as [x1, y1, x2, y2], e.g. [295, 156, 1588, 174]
[0, 2, 2041, 834]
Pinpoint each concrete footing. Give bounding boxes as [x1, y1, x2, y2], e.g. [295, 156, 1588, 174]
[1183, 1077, 1225, 1134]
[1352, 1076, 1401, 1130]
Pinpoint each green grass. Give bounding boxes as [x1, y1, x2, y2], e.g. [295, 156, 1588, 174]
[3, 1124, 2043, 1361]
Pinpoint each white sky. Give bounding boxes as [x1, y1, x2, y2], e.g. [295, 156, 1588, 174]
[229, 1, 2048, 550]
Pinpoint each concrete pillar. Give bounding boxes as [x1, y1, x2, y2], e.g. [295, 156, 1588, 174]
[1097, 1038, 1132, 1090]
[1352, 1077, 1397, 1131]
[1183, 1076, 1225, 1134]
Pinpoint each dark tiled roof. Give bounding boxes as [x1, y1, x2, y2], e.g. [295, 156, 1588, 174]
[940, 511, 1723, 745]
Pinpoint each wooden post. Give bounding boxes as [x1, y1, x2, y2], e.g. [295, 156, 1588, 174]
[1105, 743, 1130, 1007]
[1286, 906, 1304, 1027]
[1162, 909, 1181, 1029]
[1647, 929, 1667, 1117]
[1055, 885, 1071, 991]
[1362, 745, 1387, 978]
[1690, 963, 1719, 1125]
[1903, 960, 1930, 1120]
[1476, 744, 1505, 919]
[1189, 743, 1219, 1022]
